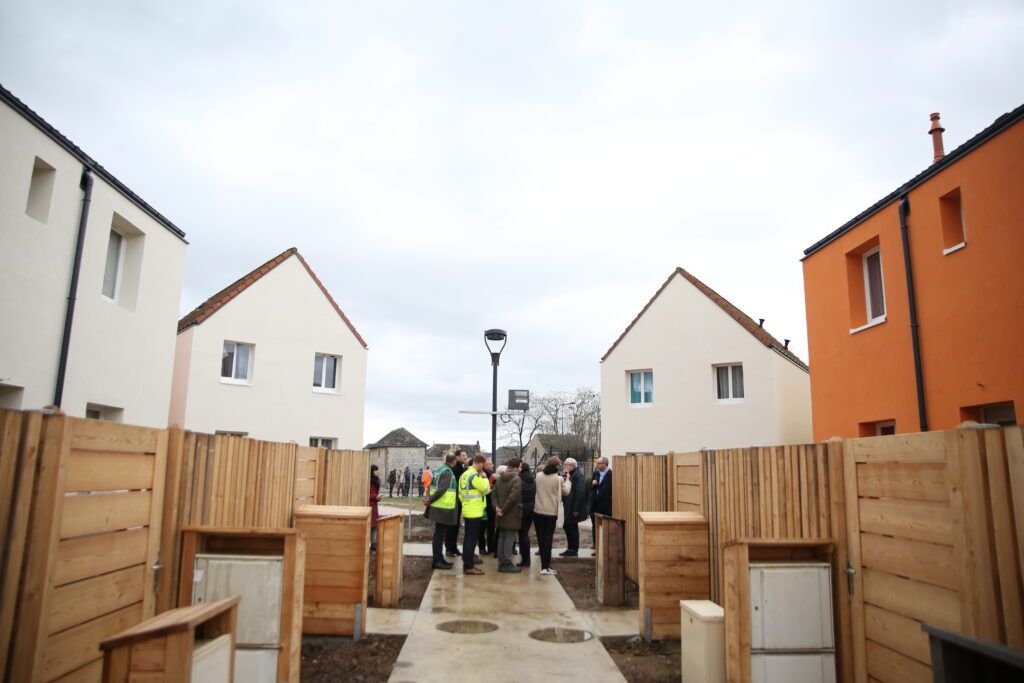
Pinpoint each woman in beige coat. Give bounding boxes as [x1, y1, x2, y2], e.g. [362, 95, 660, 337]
[534, 456, 570, 575]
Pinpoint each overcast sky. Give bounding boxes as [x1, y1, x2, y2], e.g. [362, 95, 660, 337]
[3, 1, 1022, 447]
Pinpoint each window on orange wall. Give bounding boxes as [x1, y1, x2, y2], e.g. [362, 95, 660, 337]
[845, 236, 886, 332]
[961, 402, 1017, 427]
[858, 419, 895, 437]
[939, 187, 966, 254]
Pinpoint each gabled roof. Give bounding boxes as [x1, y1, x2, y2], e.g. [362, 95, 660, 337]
[0, 83, 186, 242]
[425, 442, 482, 459]
[535, 434, 587, 451]
[601, 267, 808, 371]
[177, 247, 368, 347]
[803, 101, 1024, 258]
[367, 428, 427, 449]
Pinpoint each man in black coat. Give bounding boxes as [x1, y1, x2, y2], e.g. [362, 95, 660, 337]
[590, 456, 612, 545]
[445, 450, 469, 557]
[560, 457, 587, 557]
[517, 460, 537, 567]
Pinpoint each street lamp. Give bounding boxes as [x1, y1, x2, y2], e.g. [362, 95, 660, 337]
[484, 329, 507, 463]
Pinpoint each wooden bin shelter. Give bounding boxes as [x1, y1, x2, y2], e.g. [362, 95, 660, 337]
[374, 513, 404, 607]
[100, 596, 239, 682]
[294, 505, 371, 638]
[637, 511, 710, 640]
[177, 527, 304, 683]
[595, 514, 626, 607]
[722, 538, 837, 683]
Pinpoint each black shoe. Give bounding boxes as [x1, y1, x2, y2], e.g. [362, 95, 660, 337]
[446, 549, 461, 557]
[433, 560, 454, 569]
[562, 550, 579, 557]
[517, 561, 531, 568]
[498, 565, 522, 573]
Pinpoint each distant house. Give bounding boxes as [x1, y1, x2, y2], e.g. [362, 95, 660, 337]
[802, 107, 1024, 438]
[523, 433, 587, 466]
[169, 248, 368, 447]
[0, 84, 187, 426]
[367, 427, 428, 474]
[600, 267, 811, 457]
[494, 446, 520, 466]
[425, 441, 482, 466]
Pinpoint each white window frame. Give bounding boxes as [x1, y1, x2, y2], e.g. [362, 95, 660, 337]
[862, 246, 886, 325]
[215, 430, 249, 437]
[312, 353, 340, 394]
[220, 341, 255, 385]
[310, 437, 336, 449]
[875, 420, 896, 436]
[101, 228, 126, 302]
[628, 370, 654, 406]
[713, 363, 745, 402]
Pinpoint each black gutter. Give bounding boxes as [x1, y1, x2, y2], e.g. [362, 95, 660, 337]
[803, 101, 1024, 258]
[0, 83, 187, 243]
[898, 195, 928, 432]
[53, 169, 94, 407]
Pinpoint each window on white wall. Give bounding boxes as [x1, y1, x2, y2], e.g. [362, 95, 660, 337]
[101, 229, 125, 299]
[715, 363, 744, 400]
[310, 437, 336, 449]
[313, 353, 339, 391]
[25, 157, 56, 223]
[221, 341, 254, 383]
[862, 247, 886, 323]
[629, 370, 653, 404]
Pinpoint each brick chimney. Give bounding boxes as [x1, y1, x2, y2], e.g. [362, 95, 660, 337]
[929, 112, 945, 163]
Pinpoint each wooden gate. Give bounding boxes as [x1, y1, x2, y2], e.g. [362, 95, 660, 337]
[2, 412, 167, 683]
[842, 426, 1024, 683]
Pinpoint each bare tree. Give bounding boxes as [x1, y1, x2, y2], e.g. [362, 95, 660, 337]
[500, 401, 548, 459]
[501, 388, 602, 464]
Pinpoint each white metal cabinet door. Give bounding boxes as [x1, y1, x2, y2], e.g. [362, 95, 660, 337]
[749, 563, 833, 650]
[751, 653, 836, 683]
[193, 554, 284, 645]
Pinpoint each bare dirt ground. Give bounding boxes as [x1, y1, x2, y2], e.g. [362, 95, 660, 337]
[301, 635, 405, 683]
[550, 557, 639, 611]
[601, 636, 682, 683]
[367, 555, 433, 610]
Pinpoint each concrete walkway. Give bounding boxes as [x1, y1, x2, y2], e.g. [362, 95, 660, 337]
[387, 554, 627, 683]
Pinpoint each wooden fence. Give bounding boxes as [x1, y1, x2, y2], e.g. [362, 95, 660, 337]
[1, 408, 370, 683]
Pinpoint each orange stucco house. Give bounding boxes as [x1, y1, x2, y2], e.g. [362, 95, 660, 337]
[802, 105, 1024, 440]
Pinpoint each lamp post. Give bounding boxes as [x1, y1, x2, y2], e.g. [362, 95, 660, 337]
[484, 329, 508, 464]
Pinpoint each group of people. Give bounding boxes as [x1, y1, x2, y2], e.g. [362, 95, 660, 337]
[423, 449, 613, 575]
[386, 466, 433, 498]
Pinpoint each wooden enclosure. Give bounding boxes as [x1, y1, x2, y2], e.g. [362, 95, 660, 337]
[595, 514, 626, 607]
[99, 596, 239, 683]
[722, 538, 836, 683]
[295, 505, 372, 638]
[373, 514, 404, 608]
[637, 512, 710, 640]
[177, 527, 304, 683]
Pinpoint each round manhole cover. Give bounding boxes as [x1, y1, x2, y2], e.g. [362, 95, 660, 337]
[528, 627, 593, 643]
[435, 620, 499, 634]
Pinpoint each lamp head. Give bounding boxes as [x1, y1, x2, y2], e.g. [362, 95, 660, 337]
[484, 328, 508, 360]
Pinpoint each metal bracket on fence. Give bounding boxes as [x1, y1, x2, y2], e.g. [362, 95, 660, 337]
[643, 607, 653, 643]
[353, 603, 363, 642]
[151, 558, 164, 596]
[846, 559, 856, 603]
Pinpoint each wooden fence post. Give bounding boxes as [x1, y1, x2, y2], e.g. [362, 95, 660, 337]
[827, 438, 855, 683]
[157, 426, 186, 613]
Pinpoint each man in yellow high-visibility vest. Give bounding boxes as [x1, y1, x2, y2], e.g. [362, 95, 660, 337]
[458, 454, 491, 575]
[425, 454, 457, 569]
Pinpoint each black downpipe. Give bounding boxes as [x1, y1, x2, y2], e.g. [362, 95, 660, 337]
[898, 195, 928, 431]
[53, 168, 94, 407]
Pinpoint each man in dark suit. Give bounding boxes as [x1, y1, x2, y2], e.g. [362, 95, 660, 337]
[590, 456, 612, 545]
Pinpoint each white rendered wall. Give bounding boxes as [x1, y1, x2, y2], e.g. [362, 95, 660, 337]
[0, 102, 187, 426]
[771, 351, 813, 444]
[600, 274, 811, 457]
[173, 255, 367, 448]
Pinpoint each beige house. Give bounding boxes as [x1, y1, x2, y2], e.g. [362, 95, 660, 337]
[600, 267, 811, 457]
[169, 248, 367, 448]
[523, 433, 587, 467]
[0, 84, 188, 426]
[366, 427, 428, 475]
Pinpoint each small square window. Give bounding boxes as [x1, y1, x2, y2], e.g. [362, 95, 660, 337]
[310, 437, 336, 449]
[862, 248, 886, 323]
[215, 430, 249, 437]
[25, 157, 56, 223]
[714, 363, 744, 400]
[102, 229, 125, 299]
[940, 187, 966, 254]
[858, 419, 896, 437]
[85, 402, 123, 422]
[313, 353, 340, 391]
[221, 341, 254, 382]
[628, 370, 653, 404]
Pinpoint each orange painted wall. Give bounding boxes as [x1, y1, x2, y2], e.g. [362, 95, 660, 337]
[803, 119, 1024, 440]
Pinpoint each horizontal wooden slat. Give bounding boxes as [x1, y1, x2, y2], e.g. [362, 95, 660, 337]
[49, 565, 145, 634]
[642, 577, 710, 594]
[863, 568, 959, 630]
[69, 419, 159, 454]
[857, 462, 948, 502]
[294, 479, 315, 498]
[52, 657, 103, 683]
[865, 640, 931, 683]
[643, 529, 709, 546]
[305, 585, 367, 603]
[675, 452, 700, 466]
[301, 617, 356, 635]
[676, 485, 702, 505]
[44, 602, 144, 680]
[644, 544, 709, 561]
[60, 491, 151, 539]
[295, 459, 317, 478]
[640, 561, 710, 578]
[864, 604, 932, 666]
[859, 498, 953, 545]
[55, 528, 149, 586]
[861, 532, 957, 590]
[676, 467, 701, 485]
[65, 451, 155, 492]
[294, 521, 371, 540]
[305, 569, 367, 589]
[304, 553, 367, 572]
[848, 431, 947, 463]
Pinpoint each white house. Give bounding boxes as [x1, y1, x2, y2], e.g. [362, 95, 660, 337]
[169, 248, 368, 448]
[366, 427, 428, 475]
[600, 267, 812, 457]
[0, 84, 188, 426]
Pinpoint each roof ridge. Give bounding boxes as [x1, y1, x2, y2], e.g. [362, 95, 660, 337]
[600, 267, 809, 371]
